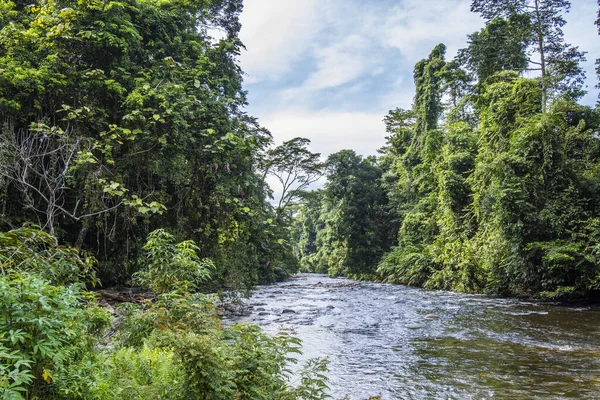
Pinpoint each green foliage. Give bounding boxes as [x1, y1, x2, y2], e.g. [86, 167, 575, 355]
[0, 226, 97, 286]
[378, 245, 435, 287]
[116, 292, 221, 348]
[375, 42, 600, 299]
[98, 345, 185, 400]
[458, 16, 530, 83]
[176, 324, 298, 399]
[263, 137, 325, 217]
[283, 358, 331, 400]
[132, 229, 212, 294]
[470, 0, 587, 107]
[0, 0, 292, 289]
[0, 0, 330, 397]
[292, 151, 396, 279]
[0, 228, 112, 399]
[0, 333, 34, 400]
[0, 273, 111, 399]
[413, 44, 447, 134]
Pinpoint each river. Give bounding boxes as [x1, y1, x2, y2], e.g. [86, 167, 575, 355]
[226, 274, 600, 399]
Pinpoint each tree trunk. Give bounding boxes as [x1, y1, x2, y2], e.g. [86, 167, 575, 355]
[533, 0, 547, 112]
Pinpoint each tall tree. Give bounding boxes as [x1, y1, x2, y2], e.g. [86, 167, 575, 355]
[458, 16, 530, 83]
[471, 0, 586, 110]
[596, 0, 600, 105]
[262, 137, 324, 218]
[291, 150, 395, 278]
[413, 44, 447, 134]
[328, 151, 395, 278]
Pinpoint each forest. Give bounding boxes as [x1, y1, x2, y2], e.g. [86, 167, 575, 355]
[0, 0, 599, 398]
[293, 0, 600, 301]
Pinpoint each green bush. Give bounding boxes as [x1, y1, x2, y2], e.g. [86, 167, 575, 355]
[116, 292, 221, 348]
[0, 273, 111, 399]
[132, 229, 213, 294]
[0, 227, 97, 286]
[95, 345, 185, 400]
[281, 358, 331, 400]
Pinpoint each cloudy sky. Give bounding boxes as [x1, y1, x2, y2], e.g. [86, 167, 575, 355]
[238, 0, 600, 159]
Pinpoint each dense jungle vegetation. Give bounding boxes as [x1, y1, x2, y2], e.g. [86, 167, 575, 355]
[293, 0, 600, 301]
[0, 0, 313, 288]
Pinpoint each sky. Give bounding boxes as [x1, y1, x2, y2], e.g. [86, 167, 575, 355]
[237, 0, 600, 160]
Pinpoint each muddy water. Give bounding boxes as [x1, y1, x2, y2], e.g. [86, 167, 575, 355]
[227, 274, 600, 399]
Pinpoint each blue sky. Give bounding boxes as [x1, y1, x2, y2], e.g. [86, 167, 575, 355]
[238, 0, 600, 159]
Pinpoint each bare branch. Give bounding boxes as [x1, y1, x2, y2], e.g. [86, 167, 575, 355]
[0, 124, 129, 234]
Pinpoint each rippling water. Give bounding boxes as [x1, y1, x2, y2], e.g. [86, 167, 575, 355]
[226, 274, 600, 399]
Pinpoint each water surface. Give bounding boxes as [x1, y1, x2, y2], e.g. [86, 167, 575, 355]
[227, 274, 600, 399]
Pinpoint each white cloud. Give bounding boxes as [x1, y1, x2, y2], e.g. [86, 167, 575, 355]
[302, 35, 372, 91]
[564, 1, 600, 105]
[377, 75, 414, 111]
[240, 0, 485, 108]
[380, 0, 483, 60]
[261, 110, 386, 158]
[239, 0, 322, 83]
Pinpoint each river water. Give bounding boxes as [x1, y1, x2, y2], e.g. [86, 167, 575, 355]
[227, 274, 600, 399]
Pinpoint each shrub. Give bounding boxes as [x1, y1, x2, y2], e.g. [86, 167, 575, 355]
[116, 292, 221, 348]
[132, 229, 213, 294]
[0, 226, 97, 286]
[0, 273, 111, 399]
[116, 292, 330, 400]
[95, 345, 185, 400]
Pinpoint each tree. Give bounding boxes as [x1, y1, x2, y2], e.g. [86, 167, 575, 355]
[0, 124, 139, 238]
[413, 44, 447, 134]
[132, 229, 213, 294]
[291, 150, 396, 278]
[290, 190, 326, 273]
[328, 151, 396, 277]
[471, 0, 587, 110]
[596, 0, 600, 105]
[458, 16, 530, 83]
[382, 108, 416, 158]
[376, 26, 600, 299]
[262, 137, 325, 218]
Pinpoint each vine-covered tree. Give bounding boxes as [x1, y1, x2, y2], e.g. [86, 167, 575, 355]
[458, 15, 530, 83]
[471, 0, 587, 110]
